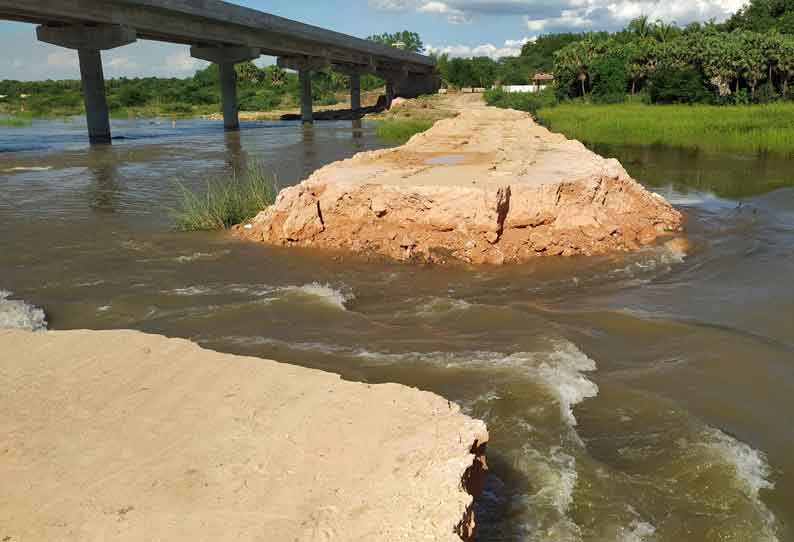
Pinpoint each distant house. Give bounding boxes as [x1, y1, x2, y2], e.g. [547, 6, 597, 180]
[532, 73, 555, 91]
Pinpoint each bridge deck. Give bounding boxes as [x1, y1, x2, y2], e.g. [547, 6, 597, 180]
[0, 0, 435, 73]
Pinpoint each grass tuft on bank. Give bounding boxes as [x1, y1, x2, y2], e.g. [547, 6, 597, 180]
[0, 117, 32, 127]
[375, 119, 434, 143]
[173, 163, 276, 231]
[536, 103, 794, 155]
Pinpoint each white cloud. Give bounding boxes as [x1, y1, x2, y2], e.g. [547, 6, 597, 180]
[46, 50, 77, 69]
[523, 0, 749, 33]
[418, 1, 471, 22]
[427, 37, 532, 59]
[106, 56, 139, 72]
[164, 50, 207, 74]
[372, 0, 749, 29]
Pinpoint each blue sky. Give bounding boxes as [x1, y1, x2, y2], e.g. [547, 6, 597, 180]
[0, 0, 747, 81]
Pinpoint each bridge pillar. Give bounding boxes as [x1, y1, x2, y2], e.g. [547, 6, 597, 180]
[191, 46, 260, 132]
[278, 57, 331, 125]
[78, 50, 112, 145]
[218, 61, 241, 132]
[350, 73, 361, 113]
[36, 24, 137, 145]
[299, 69, 313, 124]
[385, 80, 395, 109]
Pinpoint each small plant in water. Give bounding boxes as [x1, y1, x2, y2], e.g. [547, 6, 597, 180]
[173, 162, 276, 231]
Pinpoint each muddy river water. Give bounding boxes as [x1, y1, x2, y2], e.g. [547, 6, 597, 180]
[1, 117, 793, 541]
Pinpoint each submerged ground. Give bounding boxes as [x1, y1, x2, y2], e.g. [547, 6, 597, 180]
[1, 110, 793, 541]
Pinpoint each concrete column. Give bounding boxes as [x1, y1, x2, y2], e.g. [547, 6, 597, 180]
[190, 46, 260, 132]
[78, 49, 111, 144]
[385, 80, 395, 109]
[37, 24, 136, 145]
[350, 73, 361, 112]
[218, 62, 239, 132]
[299, 69, 313, 124]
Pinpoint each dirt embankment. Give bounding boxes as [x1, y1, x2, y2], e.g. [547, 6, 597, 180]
[0, 329, 488, 542]
[236, 94, 682, 264]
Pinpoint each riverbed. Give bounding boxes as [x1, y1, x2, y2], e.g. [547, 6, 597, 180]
[1, 116, 793, 541]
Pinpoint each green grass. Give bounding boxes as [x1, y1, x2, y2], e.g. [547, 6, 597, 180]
[484, 88, 557, 115]
[375, 119, 434, 143]
[0, 117, 32, 127]
[537, 103, 794, 155]
[173, 163, 276, 231]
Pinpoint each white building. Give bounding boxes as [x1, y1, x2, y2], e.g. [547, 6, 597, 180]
[502, 73, 555, 94]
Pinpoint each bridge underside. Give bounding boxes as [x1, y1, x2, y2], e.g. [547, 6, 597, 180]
[0, 0, 440, 142]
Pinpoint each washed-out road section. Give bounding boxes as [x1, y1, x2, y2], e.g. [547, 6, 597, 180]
[0, 329, 488, 542]
[237, 95, 682, 264]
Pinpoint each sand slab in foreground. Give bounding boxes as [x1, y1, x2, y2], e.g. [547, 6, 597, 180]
[237, 95, 682, 264]
[0, 330, 487, 542]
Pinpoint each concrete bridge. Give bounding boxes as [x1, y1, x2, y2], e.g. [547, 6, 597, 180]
[0, 0, 439, 143]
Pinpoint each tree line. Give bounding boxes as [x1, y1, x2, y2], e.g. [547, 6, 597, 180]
[553, 11, 794, 105]
[0, 53, 386, 117]
[433, 33, 582, 89]
[439, 0, 794, 106]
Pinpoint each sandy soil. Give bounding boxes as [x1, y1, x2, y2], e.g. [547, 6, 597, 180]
[236, 94, 682, 264]
[0, 330, 488, 542]
[367, 94, 460, 123]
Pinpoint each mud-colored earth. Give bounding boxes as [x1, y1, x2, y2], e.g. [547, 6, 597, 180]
[236, 94, 682, 264]
[0, 330, 487, 542]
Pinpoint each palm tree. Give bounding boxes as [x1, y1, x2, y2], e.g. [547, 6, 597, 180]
[628, 16, 652, 40]
[654, 20, 678, 43]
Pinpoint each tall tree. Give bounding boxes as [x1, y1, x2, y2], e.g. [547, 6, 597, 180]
[777, 35, 794, 96]
[555, 37, 602, 96]
[726, 0, 794, 34]
[520, 33, 586, 73]
[654, 20, 680, 43]
[628, 16, 653, 40]
[367, 31, 424, 53]
[738, 31, 769, 98]
[469, 57, 499, 88]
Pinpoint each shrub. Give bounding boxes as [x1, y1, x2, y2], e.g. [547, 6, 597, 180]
[648, 65, 710, 105]
[315, 93, 338, 106]
[187, 87, 218, 105]
[118, 86, 149, 107]
[161, 102, 194, 114]
[484, 87, 557, 115]
[238, 90, 283, 111]
[173, 162, 277, 231]
[756, 83, 780, 104]
[590, 56, 628, 104]
[28, 92, 83, 115]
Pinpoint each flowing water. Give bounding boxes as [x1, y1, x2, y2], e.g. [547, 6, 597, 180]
[1, 117, 793, 541]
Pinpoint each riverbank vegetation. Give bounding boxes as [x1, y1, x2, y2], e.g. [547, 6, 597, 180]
[0, 62, 384, 118]
[375, 119, 434, 142]
[173, 164, 275, 231]
[537, 103, 794, 154]
[0, 116, 31, 127]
